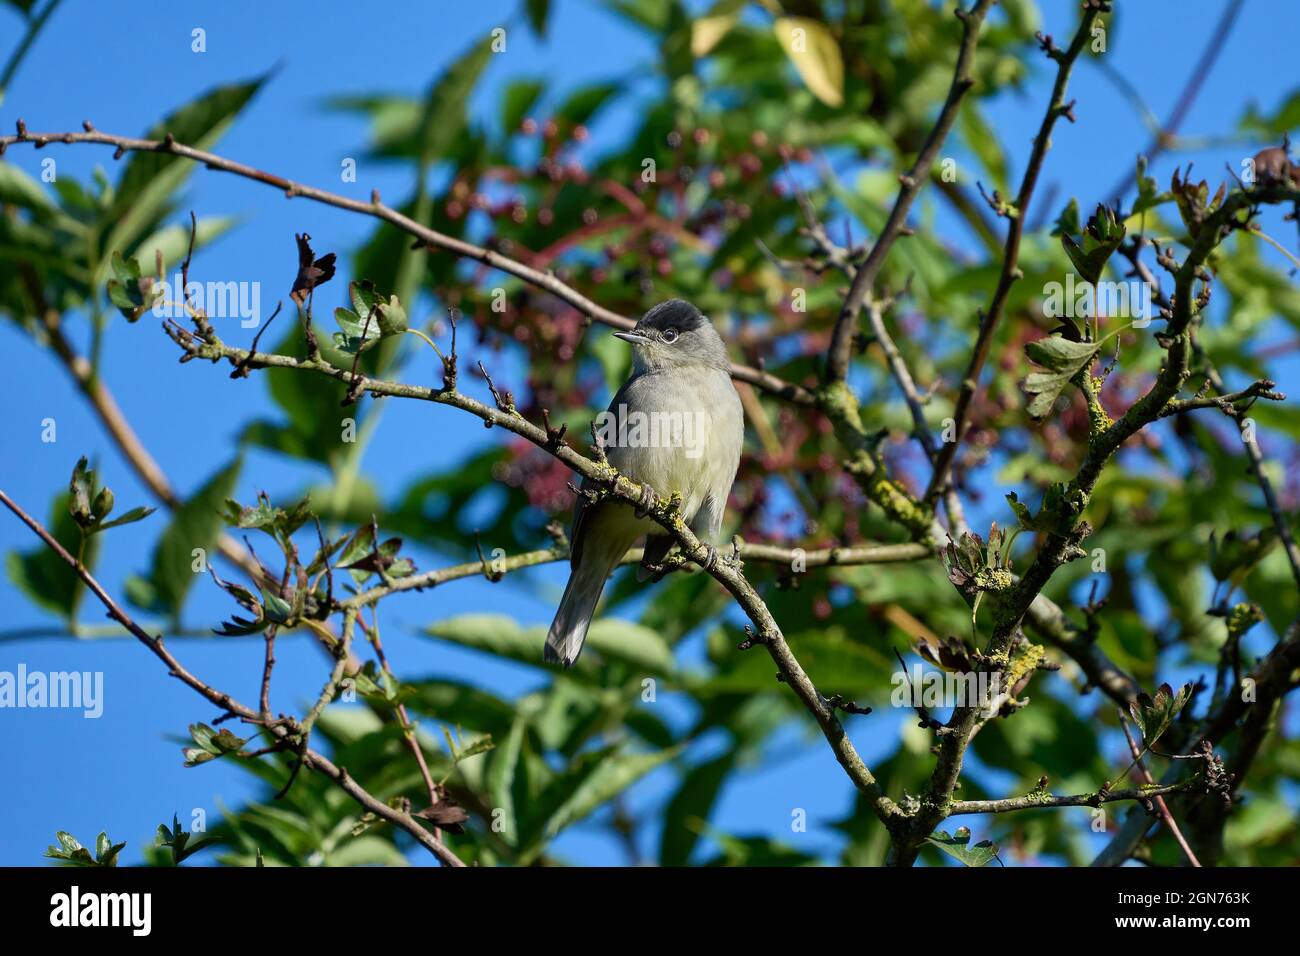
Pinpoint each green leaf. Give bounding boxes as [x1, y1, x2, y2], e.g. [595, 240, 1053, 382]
[423, 613, 676, 676]
[1052, 198, 1080, 237]
[329, 836, 410, 867]
[242, 329, 357, 464]
[92, 505, 156, 534]
[543, 744, 681, 839]
[183, 722, 249, 767]
[700, 832, 819, 867]
[158, 815, 220, 866]
[424, 613, 541, 660]
[0, 161, 58, 218]
[500, 78, 545, 134]
[554, 82, 621, 128]
[1128, 682, 1193, 749]
[223, 492, 312, 540]
[106, 74, 267, 257]
[68, 456, 93, 528]
[660, 751, 736, 866]
[1209, 528, 1278, 584]
[486, 714, 527, 845]
[105, 250, 162, 322]
[127, 458, 242, 616]
[1022, 336, 1099, 419]
[925, 827, 999, 867]
[331, 280, 407, 353]
[1238, 90, 1300, 137]
[1131, 156, 1172, 217]
[525, 0, 550, 38]
[133, 215, 238, 276]
[332, 307, 380, 353]
[416, 38, 493, 162]
[336, 523, 376, 584]
[773, 17, 844, 108]
[960, 103, 1008, 192]
[1005, 491, 1036, 531]
[1060, 204, 1127, 285]
[350, 661, 417, 707]
[407, 678, 517, 731]
[447, 732, 495, 763]
[691, 1, 744, 57]
[63, 456, 153, 539]
[45, 829, 123, 867]
[7, 492, 99, 620]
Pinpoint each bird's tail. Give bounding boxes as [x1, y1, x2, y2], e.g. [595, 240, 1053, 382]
[545, 545, 622, 668]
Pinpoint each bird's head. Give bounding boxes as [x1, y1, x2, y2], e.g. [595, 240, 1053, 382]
[613, 299, 729, 372]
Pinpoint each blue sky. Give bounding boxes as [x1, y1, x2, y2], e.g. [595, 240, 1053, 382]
[1, 0, 1296, 867]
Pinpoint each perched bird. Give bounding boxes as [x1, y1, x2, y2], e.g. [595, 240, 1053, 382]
[544, 299, 744, 667]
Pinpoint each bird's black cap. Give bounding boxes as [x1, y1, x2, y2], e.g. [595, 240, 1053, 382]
[639, 298, 706, 333]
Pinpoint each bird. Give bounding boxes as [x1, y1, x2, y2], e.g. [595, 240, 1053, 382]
[544, 299, 744, 667]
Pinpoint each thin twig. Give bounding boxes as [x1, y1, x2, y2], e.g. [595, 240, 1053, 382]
[926, 1, 1109, 503]
[0, 125, 811, 405]
[825, 0, 995, 383]
[1119, 712, 1202, 866]
[0, 486, 465, 868]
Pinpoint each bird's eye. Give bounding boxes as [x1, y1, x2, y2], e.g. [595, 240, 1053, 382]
[662, 327, 679, 343]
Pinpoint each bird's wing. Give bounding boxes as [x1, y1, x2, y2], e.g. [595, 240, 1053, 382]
[690, 377, 744, 541]
[570, 373, 645, 569]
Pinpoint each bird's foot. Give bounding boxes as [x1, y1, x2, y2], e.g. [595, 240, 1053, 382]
[699, 543, 719, 572]
[633, 482, 660, 519]
[642, 560, 671, 583]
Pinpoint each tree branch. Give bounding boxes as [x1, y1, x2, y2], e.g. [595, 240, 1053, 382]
[0, 486, 466, 868]
[926, 1, 1109, 502]
[162, 326, 907, 828]
[0, 124, 811, 405]
[948, 780, 1198, 816]
[825, 0, 995, 382]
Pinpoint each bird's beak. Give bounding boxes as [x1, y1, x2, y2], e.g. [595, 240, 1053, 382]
[613, 330, 650, 345]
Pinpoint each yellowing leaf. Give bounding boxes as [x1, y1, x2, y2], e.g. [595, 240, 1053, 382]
[773, 17, 844, 108]
[692, 13, 739, 57]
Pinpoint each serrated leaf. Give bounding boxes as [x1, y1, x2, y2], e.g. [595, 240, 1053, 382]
[1129, 682, 1193, 749]
[104, 250, 162, 322]
[1060, 204, 1127, 285]
[1131, 156, 1173, 217]
[1022, 336, 1099, 419]
[1052, 198, 1080, 237]
[925, 827, 999, 867]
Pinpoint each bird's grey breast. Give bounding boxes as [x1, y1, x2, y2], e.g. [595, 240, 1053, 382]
[602, 365, 742, 517]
